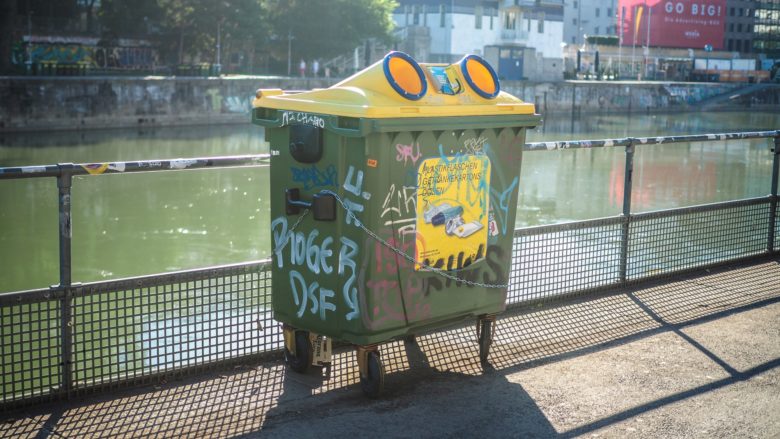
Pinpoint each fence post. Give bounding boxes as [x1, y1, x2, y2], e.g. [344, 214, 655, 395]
[769, 135, 780, 254]
[57, 166, 74, 395]
[619, 140, 635, 283]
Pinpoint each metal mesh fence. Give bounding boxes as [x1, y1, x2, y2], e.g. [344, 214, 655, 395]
[775, 202, 779, 252]
[1, 199, 778, 409]
[0, 294, 61, 405]
[70, 261, 276, 391]
[628, 199, 771, 281]
[508, 217, 624, 304]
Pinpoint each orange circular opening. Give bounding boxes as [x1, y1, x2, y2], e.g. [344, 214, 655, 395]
[388, 56, 423, 95]
[465, 59, 496, 95]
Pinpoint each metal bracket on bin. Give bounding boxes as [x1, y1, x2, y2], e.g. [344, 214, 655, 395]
[282, 324, 297, 355]
[286, 188, 336, 221]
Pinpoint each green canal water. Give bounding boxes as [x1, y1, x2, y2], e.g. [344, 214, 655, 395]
[1, 111, 778, 294]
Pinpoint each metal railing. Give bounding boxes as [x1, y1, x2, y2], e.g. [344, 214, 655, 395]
[1, 131, 778, 409]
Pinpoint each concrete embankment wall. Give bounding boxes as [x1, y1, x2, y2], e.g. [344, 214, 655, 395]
[1, 76, 778, 132]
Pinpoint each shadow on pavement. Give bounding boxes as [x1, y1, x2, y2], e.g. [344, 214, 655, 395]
[2, 258, 778, 438]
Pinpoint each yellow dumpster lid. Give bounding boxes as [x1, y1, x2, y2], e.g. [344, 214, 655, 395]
[252, 52, 536, 119]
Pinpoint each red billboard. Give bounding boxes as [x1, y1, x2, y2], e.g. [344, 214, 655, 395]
[618, 0, 726, 49]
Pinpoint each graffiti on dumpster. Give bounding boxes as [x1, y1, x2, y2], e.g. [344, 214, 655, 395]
[291, 164, 338, 190]
[272, 129, 522, 328]
[395, 142, 422, 166]
[357, 231, 431, 329]
[380, 184, 417, 239]
[271, 218, 360, 321]
[341, 165, 371, 227]
[281, 111, 325, 128]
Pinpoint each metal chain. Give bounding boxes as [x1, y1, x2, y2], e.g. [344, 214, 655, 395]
[319, 190, 508, 289]
[273, 208, 310, 255]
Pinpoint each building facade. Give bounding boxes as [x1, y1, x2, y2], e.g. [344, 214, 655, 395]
[563, 0, 618, 45]
[752, 0, 780, 56]
[392, 0, 564, 80]
[724, 0, 758, 53]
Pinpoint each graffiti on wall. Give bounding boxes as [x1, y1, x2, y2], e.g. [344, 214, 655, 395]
[12, 41, 157, 69]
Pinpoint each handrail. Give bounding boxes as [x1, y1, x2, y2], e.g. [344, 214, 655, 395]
[2, 131, 779, 178]
[0, 154, 271, 180]
[524, 130, 780, 151]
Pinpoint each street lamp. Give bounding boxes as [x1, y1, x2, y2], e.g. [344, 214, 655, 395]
[287, 28, 294, 76]
[215, 21, 222, 76]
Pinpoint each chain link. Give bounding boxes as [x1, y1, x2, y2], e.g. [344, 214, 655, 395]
[319, 190, 508, 289]
[273, 208, 310, 256]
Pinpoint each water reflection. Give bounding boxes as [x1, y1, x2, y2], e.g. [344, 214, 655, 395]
[0, 112, 778, 292]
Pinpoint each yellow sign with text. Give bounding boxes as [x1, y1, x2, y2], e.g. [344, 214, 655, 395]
[415, 155, 490, 271]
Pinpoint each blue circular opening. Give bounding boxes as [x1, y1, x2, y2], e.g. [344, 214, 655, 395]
[382, 51, 428, 101]
[460, 55, 500, 99]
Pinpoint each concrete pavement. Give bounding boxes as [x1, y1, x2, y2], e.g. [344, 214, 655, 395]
[2, 258, 779, 438]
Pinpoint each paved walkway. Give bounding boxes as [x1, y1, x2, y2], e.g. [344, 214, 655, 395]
[3, 258, 779, 438]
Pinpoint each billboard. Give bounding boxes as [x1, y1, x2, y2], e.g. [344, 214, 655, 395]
[618, 0, 726, 49]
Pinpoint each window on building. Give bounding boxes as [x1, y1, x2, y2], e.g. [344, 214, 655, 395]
[475, 5, 483, 29]
[738, 8, 743, 16]
[736, 40, 742, 51]
[573, 18, 577, 24]
[538, 12, 544, 32]
[730, 7, 735, 16]
[572, 36, 576, 43]
[607, 7, 612, 17]
[413, 5, 420, 24]
[743, 40, 750, 53]
[744, 8, 750, 17]
[596, 8, 600, 17]
[573, 0, 578, 8]
[489, 8, 494, 29]
[595, 26, 600, 34]
[505, 11, 516, 30]
[737, 23, 742, 32]
[728, 39, 734, 50]
[747, 24, 752, 33]
[729, 23, 734, 32]
[423, 5, 427, 26]
[527, 16, 531, 31]
[440, 4, 445, 27]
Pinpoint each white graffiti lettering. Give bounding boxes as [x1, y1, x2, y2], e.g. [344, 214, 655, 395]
[281, 111, 326, 128]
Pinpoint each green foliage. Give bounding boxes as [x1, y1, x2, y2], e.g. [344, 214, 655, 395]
[100, 0, 268, 64]
[98, 0, 396, 71]
[267, 0, 397, 61]
[585, 35, 619, 46]
[99, 0, 164, 38]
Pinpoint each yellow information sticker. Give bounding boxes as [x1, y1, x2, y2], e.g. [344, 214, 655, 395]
[415, 155, 490, 271]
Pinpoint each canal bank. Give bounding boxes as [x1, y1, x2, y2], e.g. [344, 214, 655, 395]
[2, 76, 780, 132]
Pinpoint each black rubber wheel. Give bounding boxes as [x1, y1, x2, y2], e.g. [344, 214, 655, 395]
[478, 319, 492, 364]
[360, 351, 385, 398]
[284, 330, 311, 373]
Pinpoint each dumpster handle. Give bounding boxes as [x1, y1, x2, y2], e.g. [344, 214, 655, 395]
[318, 190, 509, 289]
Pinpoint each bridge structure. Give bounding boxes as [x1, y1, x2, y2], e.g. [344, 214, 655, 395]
[0, 130, 779, 436]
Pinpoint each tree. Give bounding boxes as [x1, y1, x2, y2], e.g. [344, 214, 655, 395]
[100, 0, 163, 38]
[0, 0, 17, 73]
[100, 0, 269, 68]
[267, 0, 396, 63]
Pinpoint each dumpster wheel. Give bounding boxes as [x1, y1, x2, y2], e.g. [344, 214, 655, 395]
[477, 317, 495, 364]
[284, 329, 312, 374]
[357, 347, 385, 398]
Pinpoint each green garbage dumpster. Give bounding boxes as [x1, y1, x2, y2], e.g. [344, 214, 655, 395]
[252, 51, 540, 397]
